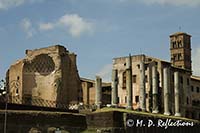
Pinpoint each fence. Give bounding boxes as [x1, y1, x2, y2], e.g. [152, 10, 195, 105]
[0, 96, 70, 110]
[0, 96, 99, 112]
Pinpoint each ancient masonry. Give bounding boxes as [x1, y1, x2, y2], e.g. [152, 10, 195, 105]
[4, 32, 200, 120]
[95, 76, 102, 109]
[81, 77, 111, 106]
[126, 55, 133, 110]
[111, 32, 200, 120]
[6, 45, 81, 107]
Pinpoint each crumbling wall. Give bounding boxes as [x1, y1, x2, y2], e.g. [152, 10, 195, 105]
[7, 45, 81, 107]
[23, 54, 56, 102]
[68, 53, 82, 103]
[7, 60, 24, 103]
[60, 52, 81, 104]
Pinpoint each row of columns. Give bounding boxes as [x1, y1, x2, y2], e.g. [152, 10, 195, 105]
[95, 56, 181, 117]
[152, 67, 181, 116]
[163, 68, 181, 116]
[95, 69, 120, 109]
[110, 56, 181, 115]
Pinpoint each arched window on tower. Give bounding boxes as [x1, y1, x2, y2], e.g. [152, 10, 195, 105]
[172, 41, 176, 48]
[178, 40, 182, 47]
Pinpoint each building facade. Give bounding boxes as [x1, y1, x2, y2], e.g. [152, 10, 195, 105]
[112, 32, 200, 120]
[170, 32, 192, 70]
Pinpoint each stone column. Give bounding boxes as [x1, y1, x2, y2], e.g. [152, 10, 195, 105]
[147, 65, 152, 112]
[112, 69, 118, 107]
[163, 67, 170, 115]
[126, 54, 133, 110]
[95, 76, 102, 109]
[174, 72, 181, 116]
[139, 60, 146, 111]
[152, 65, 159, 113]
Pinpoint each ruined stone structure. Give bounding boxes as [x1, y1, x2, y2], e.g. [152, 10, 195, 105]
[6, 45, 81, 107]
[81, 78, 111, 106]
[126, 55, 133, 110]
[111, 69, 118, 107]
[112, 32, 200, 120]
[95, 76, 102, 108]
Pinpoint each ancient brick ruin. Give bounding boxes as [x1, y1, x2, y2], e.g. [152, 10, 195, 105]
[6, 45, 81, 107]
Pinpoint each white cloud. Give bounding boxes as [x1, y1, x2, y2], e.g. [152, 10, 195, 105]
[96, 64, 112, 82]
[20, 18, 35, 38]
[59, 14, 94, 37]
[139, 0, 200, 6]
[39, 23, 54, 31]
[0, 0, 24, 9]
[0, 0, 44, 10]
[192, 47, 200, 76]
[29, 0, 44, 3]
[40, 13, 94, 37]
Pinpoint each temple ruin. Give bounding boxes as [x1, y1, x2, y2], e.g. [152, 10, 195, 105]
[6, 45, 81, 107]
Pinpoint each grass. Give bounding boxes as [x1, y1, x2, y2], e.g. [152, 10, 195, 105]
[81, 129, 96, 133]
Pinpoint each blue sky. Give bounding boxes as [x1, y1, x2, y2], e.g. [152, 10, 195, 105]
[0, 0, 200, 82]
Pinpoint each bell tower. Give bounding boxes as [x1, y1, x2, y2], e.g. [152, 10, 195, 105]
[170, 32, 192, 70]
